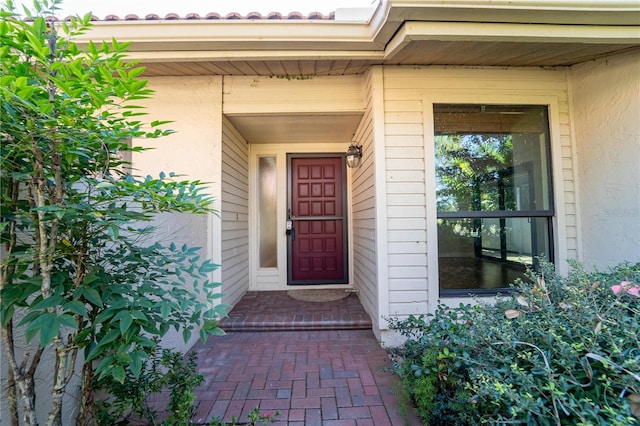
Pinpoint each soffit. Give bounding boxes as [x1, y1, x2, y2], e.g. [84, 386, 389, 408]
[74, 1, 640, 76]
[226, 114, 364, 144]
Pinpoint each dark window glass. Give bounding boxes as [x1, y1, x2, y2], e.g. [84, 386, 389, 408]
[434, 104, 554, 295]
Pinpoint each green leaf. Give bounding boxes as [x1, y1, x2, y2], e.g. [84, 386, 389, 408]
[107, 224, 119, 240]
[93, 309, 115, 325]
[63, 301, 88, 317]
[80, 287, 103, 307]
[95, 181, 114, 189]
[127, 66, 146, 79]
[58, 314, 78, 330]
[119, 311, 133, 335]
[112, 366, 126, 384]
[29, 295, 64, 311]
[1, 304, 15, 327]
[39, 317, 61, 347]
[129, 352, 144, 379]
[160, 303, 171, 321]
[97, 328, 121, 347]
[73, 328, 92, 344]
[182, 328, 191, 343]
[130, 310, 148, 321]
[94, 355, 114, 376]
[115, 351, 132, 363]
[85, 343, 103, 363]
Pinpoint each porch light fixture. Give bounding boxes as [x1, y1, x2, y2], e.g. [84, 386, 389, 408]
[346, 142, 363, 168]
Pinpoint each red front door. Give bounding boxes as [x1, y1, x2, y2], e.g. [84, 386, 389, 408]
[288, 155, 348, 284]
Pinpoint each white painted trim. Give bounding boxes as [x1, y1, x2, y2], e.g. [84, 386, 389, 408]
[421, 92, 570, 302]
[565, 67, 584, 262]
[249, 143, 355, 291]
[547, 97, 570, 275]
[347, 165, 356, 287]
[209, 76, 224, 306]
[389, 0, 639, 6]
[421, 97, 439, 314]
[399, 21, 640, 43]
[386, 21, 640, 61]
[112, 50, 386, 63]
[371, 66, 392, 327]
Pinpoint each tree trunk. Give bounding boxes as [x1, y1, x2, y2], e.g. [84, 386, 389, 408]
[7, 337, 20, 426]
[77, 363, 96, 426]
[47, 343, 77, 426]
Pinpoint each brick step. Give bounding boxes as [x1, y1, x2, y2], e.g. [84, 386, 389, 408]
[218, 314, 372, 332]
[217, 291, 372, 332]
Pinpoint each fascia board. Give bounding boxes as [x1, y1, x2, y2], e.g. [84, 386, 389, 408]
[73, 20, 385, 52]
[124, 50, 385, 62]
[70, 1, 640, 62]
[385, 21, 640, 60]
[384, 0, 640, 25]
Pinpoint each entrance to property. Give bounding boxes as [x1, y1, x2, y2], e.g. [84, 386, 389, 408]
[287, 154, 348, 285]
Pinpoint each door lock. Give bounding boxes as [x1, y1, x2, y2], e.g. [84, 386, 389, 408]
[286, 209, 295, 240]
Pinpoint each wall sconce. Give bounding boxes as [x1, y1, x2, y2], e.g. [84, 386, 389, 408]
[346, 142, 363, 168]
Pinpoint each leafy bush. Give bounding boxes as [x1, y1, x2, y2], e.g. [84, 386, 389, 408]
[389, 261, 640, 425]
[95, 346, 204, 425]
[209, 407, 280, 426]
[1, 1, 227, 423]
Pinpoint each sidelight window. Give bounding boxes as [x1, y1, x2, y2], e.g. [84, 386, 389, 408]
[258, 156, 277, 268]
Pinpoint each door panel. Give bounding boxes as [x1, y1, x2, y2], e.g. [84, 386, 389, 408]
[288, 155, 347, 284]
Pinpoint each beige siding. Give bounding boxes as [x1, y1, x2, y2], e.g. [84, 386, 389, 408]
[382, 66, 575, 318]
[221, 116, 249, 306]
[352, 69, 379, 330]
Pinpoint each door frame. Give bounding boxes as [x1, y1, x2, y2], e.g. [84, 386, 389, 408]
[248, 143, 353, 291]
[286, 153, 349, 285]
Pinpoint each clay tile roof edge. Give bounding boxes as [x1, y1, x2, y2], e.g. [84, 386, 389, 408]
[73, 11, 336, 21]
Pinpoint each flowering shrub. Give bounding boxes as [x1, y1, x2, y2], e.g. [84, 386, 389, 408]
[389, 261, 640, 425]
[612, 281, 640, 297]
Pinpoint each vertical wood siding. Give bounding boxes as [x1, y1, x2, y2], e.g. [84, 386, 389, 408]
[352, 70, 379, 327]
[221, 116, 249, 307]
[382, 66, 575, 319]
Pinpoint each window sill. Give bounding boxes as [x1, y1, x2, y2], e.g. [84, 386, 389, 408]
[439, 287, 516, 298]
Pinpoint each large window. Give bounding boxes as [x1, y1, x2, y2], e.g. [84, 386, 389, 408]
[434, 104, 554, 295]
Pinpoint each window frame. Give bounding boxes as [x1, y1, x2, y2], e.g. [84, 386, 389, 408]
[422, 94, 567, 303]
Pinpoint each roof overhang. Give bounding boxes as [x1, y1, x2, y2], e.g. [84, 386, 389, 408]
[70, 0, 640, 74]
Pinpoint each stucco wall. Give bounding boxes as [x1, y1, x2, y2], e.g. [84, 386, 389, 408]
[569, 51, 640, 268]
[134, 75, 224, 351]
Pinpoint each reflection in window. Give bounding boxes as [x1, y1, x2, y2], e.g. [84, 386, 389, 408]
[434, 104, 554, 294]
[259, 156, 277, 268]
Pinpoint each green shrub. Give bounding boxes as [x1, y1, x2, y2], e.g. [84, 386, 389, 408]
[95, 346, 204, 425]
[209, 406, 280, 426]
[389, 261, 640, 425]
[388, 303, 481, 425]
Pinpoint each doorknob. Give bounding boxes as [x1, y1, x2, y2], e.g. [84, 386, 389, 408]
[286, 221, 295, 240]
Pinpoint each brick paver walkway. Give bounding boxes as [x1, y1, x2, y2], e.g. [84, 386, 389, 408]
[189, 329, 421, 425]
[147, 291, 422, 425]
